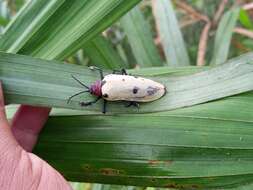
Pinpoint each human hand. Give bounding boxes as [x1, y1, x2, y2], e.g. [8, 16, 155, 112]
[0, 83, 72, 190]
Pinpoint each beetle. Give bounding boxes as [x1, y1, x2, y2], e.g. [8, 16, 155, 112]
[68, 67, 166, 113]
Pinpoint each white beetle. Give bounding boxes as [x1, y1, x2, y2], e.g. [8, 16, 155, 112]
[68, 67, 166, 113]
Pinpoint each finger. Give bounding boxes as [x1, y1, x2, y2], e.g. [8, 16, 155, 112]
[11, 105, 51, 152]
[0, 82, 19, 152]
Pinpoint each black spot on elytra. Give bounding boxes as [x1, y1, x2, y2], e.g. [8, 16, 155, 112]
[134, 76, 138, 78]
[147, 86, 158, 95]
[122, 78, 125, 81]
[133, 87, 139, 94]
[103, 93, 108, 98]
[101, 80, 106, 86]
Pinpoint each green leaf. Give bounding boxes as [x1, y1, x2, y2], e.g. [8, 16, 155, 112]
[33, 99, 253, 188]
[0, 16, 8, 27]
[120, 6, 163, 67]
[70, 182, 85, 190]
[152, 92, 253, 123]
[1, 51, 253, 114]
[19, 0, 141, 60]
[211, 8, 240, 65]
[83, 35, 126, 70]
[239, 9, 253, 30]
[0, 0, 141, 60]
[152, 0, 190, 66]
[229, 183, 253, 190]
[0, 0, 66, 53]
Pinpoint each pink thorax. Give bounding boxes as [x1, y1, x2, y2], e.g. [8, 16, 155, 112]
[90, 80, 102, 97]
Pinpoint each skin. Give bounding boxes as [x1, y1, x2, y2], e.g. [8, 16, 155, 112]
[0, 83, 72, 190]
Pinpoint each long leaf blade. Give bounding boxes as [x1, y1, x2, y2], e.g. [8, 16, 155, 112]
[0, 0, 141, 60]
[0, 52, 253, 113]
[152, 0, 190, 66]
[211, 8, 240, 65]
[120, 6, 163, 67]
[18, 0, 141, 60]
[0, 0, 66, 53]
[83, 35, 126, 70]
[34, 111, 253, 188]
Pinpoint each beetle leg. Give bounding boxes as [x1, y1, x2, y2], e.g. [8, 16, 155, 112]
[125, 101, 140, 109]
[89, 66, 104, 80]
[121, 69, 127, 75]
[112, 69, 128, 75]
[102, 100, 107, 114]
[80, 96, 101, 106]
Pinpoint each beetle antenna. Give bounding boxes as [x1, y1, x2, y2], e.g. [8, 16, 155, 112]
[71, 75, 89, 89]
[67, 90, 90, 104]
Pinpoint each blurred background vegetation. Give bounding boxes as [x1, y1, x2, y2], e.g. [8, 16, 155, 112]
[1, 0, 253, 189]
[2, 0, 252, 69]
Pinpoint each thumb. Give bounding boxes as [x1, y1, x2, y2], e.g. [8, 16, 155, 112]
[11, 105, 51, 152]
[0, 82, 19, 152]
